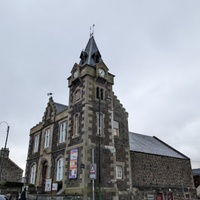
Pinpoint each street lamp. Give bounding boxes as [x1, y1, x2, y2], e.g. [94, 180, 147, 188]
[0, 121, 10, 182]
[98, 96, 102, 200]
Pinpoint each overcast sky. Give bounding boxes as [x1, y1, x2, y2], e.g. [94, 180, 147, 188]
[0, 0, 200, 174]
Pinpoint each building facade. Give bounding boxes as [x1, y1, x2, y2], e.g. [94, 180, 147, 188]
[25, 36, 196, 200]
[25, 36, 131, 199]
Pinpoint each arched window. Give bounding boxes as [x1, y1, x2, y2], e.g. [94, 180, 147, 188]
[56, 157, 64, 181]
[30, 163, 36, 184]
[59, 121, 67, 143]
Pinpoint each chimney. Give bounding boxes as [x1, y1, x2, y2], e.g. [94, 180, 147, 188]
[0, 148, 9, 158]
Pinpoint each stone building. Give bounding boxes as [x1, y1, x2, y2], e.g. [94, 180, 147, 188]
[129, 132, 196, 200]
[25, 35, 196, 200]
[0, 148, 23, 183]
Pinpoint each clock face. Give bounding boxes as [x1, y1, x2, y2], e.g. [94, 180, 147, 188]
[73, 69, 78, 78]
[98, 68, 105, 77]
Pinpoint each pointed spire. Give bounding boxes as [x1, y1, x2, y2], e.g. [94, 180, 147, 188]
[79, 36, 102, 67]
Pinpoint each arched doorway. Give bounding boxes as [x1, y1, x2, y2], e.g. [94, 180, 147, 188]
[41, 160, 48, 192]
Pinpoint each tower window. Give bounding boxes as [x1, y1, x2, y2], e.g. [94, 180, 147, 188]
[113, 121, 119, 136]
[97, 112, 103, 136]
[73, 114, 79, 136]
[96, 87, 104, 100]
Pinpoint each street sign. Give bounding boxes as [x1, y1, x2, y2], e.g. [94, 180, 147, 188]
[89, 164, 96, 180]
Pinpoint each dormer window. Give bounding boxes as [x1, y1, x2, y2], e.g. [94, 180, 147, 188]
[80, 51, 88, 65]
[92, 51, 101, 63]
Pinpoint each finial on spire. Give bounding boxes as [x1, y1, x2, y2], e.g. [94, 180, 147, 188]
[90, 24, 95, 38]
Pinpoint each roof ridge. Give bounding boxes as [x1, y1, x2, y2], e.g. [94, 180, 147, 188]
[54, 102, 67, 107]
[129, 132, 188, 159]
[153, 136, 189, 159]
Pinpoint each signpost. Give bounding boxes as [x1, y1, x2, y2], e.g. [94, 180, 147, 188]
[89, 164, 97, 180]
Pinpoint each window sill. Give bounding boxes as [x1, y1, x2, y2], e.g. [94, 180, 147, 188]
[72, 135, 79, 139]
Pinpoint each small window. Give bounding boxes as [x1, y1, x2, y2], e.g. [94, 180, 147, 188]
[44, 129, 50, 148]
[56, 157, 64, 181]
[113, 121, 119, 136]
[59, 122, 66, 143]
[97, 112, 103, 136]
[116, 165, 123, 179]
[96, 87, 104, 100]
[33, 134, 39, 152]
[73, 115, 79, 136]
[30, 164, 36, 184]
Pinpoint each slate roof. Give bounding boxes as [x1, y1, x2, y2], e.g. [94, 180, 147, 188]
[129, 132, 188, 159]
[192, 168, 200, 176]
[54, 102, 68, 114]
[79, 36, 102, 67]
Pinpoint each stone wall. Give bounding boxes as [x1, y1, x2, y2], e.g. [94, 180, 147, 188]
[130, 151, 197, 199]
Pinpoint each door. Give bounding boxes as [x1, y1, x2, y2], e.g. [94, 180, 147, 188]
[167, 192, 173, 200]
[157, 193, 163, 200]
[41, 161, 48, 192]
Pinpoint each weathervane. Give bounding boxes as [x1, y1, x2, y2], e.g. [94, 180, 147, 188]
[90, 24, 95, 37]
[47, 92, 54, 97]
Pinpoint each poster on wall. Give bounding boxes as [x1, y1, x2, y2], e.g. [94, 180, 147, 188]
[45, 178, 52, 192]
[69, 148, 78, 179]
[147, 194, 154, 200]
[52, 183, 58, 191]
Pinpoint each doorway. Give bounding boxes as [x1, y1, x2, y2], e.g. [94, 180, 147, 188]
[41, 161, 48, 192]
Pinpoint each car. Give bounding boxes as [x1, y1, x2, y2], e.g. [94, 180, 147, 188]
[0, 195, 8, 200]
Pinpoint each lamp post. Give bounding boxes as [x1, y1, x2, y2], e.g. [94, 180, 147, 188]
[98, 91, 111, 200]
[98, 96, 102, 200]
[0, 121, 10, 182]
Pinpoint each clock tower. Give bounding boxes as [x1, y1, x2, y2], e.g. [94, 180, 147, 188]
[66, 35, 132, 199]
